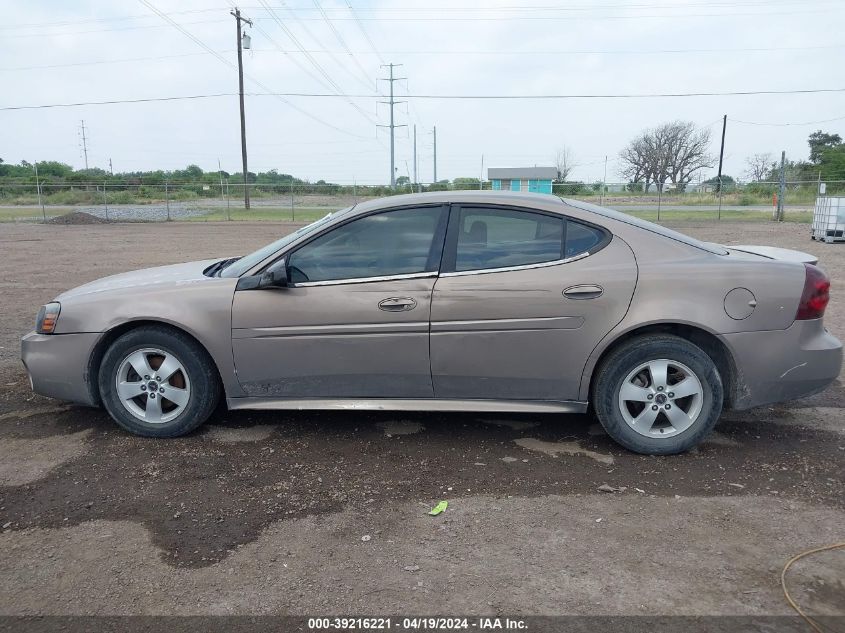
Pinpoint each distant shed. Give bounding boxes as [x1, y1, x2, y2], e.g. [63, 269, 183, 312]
[488, 167, 557, 194]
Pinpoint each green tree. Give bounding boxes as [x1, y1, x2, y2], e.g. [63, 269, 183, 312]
[703, 175, 736, 192]
[808, 130, 842, 164]
[819, 146, 845, 180]
[451, 177, 479, 189]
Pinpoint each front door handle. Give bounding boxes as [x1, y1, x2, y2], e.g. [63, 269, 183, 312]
[378, 297, 417, 312]
[563, 284, 604, 300]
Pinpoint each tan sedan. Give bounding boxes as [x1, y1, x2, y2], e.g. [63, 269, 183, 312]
[21, 191, 842, 454]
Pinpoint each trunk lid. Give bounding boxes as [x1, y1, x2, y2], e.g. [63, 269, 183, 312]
[726, 245, 818, 265]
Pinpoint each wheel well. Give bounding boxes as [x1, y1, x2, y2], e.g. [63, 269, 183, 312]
[589, 323, 738, 408]
[86, 320, 223, 406]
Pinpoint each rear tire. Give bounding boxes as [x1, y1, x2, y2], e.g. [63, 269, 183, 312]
[593, 334, 723, 455]
[98, 325, 221, 437]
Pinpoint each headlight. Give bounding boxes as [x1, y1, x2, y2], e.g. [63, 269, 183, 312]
[36, 302, 61, 334]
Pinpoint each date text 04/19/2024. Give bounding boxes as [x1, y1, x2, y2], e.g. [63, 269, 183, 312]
[307, 617, 528, 630]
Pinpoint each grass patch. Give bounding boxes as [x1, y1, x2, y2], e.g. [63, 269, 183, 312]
[0, 207, 75, 222]
[626, 209, 812, 223]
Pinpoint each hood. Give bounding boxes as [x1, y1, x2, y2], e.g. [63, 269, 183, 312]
[728, 245, 818, 265]
[55, 259, 220, 301]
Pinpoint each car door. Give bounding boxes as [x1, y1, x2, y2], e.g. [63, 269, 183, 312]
[430, 204, 638, 401]
[231, 205, 448, 399]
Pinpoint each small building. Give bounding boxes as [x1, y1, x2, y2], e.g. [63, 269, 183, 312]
[488, 167, 557, 194]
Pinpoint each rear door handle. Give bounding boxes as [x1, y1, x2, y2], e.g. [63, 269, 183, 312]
[563, 285, 604, 300]
[378, 297, 417, 312]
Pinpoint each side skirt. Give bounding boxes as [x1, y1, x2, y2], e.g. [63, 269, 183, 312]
[226, 397, 588, 414]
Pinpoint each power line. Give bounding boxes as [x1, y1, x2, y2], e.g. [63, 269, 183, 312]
[312, 0, 373, 88]
[0, 93, 232, 111]
[345, 0, 384, 66]
[3, 18, 230, 38]
[250, 22, 378, 126]
[247, 44, 845, 56]
[248, 7, 841, 21]
[260, 0, 375, 94]
[0, 8, 228, 29]
[262, 0, 840, 10]
[5, 44, 840, 73]
[2, 0, 835, 29]
[4, 86, 845, 111]
[729, 114, 845, 126]
[137, 0, 373, 138]
[256, 0, 379, 126]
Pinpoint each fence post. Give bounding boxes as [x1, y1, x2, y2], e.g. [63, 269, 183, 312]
[38, 180, 45, 222]
[290, 180, 294, 221]
[776, 150, 786, 222]
[717, 176, 723, 221]
[165, 181, 171, 221]
[102, 182, 109, 221]
[225, 178, 231, 220]
[657, 185, 661, 222]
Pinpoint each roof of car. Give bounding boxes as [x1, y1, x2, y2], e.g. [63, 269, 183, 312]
[350, 190, 565, 215]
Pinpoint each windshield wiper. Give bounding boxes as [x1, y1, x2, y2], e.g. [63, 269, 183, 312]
[204, 257, 241, 277]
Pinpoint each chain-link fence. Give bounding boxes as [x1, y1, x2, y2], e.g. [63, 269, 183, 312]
[0, 179, 837, 224]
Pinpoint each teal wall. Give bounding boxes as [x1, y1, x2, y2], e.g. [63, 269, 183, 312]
[490, 178, 553, 193]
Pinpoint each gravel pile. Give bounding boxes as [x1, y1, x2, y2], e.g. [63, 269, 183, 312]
[46, 212, 108, 225]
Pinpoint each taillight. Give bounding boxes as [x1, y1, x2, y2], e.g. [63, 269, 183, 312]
[796, 264, 830, 320]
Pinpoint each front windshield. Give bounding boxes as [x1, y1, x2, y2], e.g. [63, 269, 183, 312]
[220, 209, 349, 278]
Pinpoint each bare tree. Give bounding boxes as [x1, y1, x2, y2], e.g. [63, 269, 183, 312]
[619, 121, 713, 193]
[554, 146, 576, 182]
[619, 137, 652, 193]
[662, 121, 713, 190]
[744, 153, 772, 182]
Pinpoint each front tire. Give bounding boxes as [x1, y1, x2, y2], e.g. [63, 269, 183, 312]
[98, 325, 221, 437]
[593, 334, 723, 455]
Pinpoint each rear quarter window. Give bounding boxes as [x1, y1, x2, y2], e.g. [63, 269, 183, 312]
[565, 220, 606, 258]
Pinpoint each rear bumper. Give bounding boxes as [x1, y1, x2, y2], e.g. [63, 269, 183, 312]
[21, 331, 101, 406]
[721, 319, 842, 410]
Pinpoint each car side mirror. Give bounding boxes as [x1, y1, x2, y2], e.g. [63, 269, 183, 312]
[258, 269, 288, 289]
[235, 264, 289, 291]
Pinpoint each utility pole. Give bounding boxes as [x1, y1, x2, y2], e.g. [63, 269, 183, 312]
[231, 7, 253, 209]
[480, 154, 484, 190]
[433, 125, 437, 183]
[716, 114, 727, 220]
[776, 150, 786, 222]
[378, 63, 406, 189]
[79, 120, 89, 170]
[413, 124, 418, 189]
[601, 155, 608, 206]
[33, 161, 45, 222]
[217, 158, 226, 203]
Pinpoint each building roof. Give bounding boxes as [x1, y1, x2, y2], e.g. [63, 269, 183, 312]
[487, 166, 558, 180]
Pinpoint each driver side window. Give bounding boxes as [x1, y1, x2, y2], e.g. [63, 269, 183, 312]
[287, 206, 446, 284]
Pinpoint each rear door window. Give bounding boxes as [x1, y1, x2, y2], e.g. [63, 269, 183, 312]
[453, 207, 564, 272]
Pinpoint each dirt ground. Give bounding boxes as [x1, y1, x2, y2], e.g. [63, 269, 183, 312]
[0, 220, 843, 618]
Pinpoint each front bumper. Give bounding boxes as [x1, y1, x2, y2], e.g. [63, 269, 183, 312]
[21, 331, 101, 406]
[721, 319, 843, 410]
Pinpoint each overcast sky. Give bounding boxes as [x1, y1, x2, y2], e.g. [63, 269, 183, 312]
[3, 0, 844, 184]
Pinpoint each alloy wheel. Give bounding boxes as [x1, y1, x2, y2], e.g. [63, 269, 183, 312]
[115, 347, 191, 424]
[617, 358, 704, 438]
